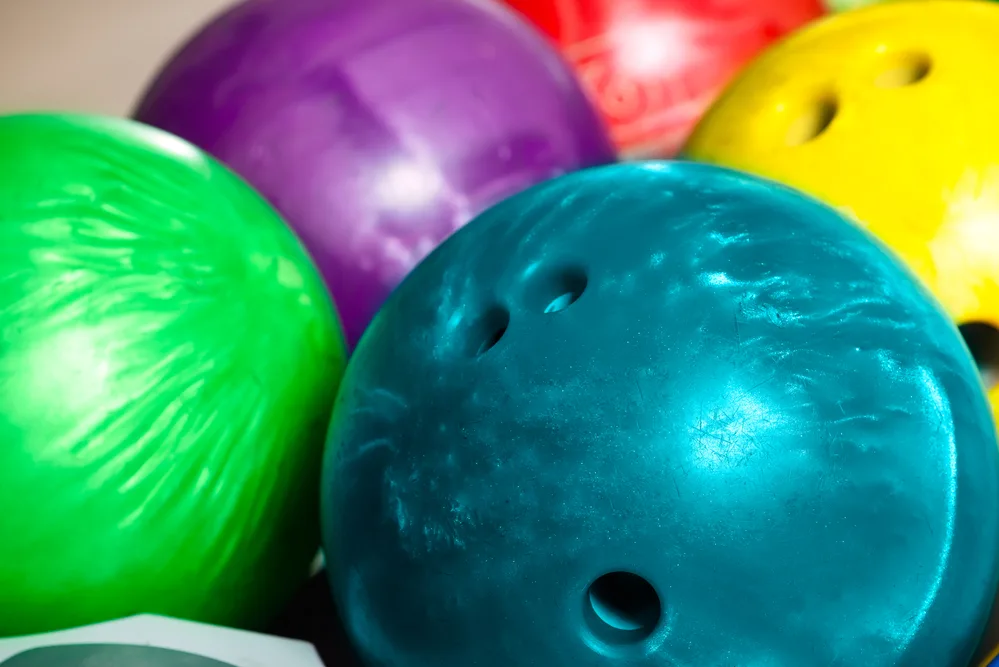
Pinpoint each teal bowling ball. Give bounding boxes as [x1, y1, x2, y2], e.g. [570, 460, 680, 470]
[321, 162, 999, 666]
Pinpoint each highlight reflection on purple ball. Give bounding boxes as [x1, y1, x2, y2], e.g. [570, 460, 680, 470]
[134, 0, 616, 347]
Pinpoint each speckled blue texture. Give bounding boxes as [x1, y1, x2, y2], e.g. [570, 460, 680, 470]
[321, 161, 999, 667]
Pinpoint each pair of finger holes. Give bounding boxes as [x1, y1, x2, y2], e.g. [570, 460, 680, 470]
[785, 51, 932, 146]
[464, 266, 589, 357]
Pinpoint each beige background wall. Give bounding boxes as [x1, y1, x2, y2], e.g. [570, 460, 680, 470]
[0, 0, 236, 116]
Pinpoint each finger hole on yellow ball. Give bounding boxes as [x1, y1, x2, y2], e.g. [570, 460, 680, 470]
[785, 92, 839, 146]
[873, 50, 932, 88]
[959, 321, 999, 390]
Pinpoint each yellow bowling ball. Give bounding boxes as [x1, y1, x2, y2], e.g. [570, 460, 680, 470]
[684, 2, 999, 661]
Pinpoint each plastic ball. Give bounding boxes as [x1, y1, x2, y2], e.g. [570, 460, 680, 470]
[321, 161, 999, 666]
[0, 113, 346, 637]
[500, 0, 825, 157]
[683, 6, 999, 654]
[132, 0, 616, 348]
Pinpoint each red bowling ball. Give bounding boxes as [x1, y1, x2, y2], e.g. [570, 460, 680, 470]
[502, 0, 825, 157]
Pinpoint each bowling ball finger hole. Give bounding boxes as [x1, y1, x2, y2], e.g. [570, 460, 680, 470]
[584, 571, 662, 646]
[525, 265, 588, 314]
[874, 51, 932, 88]
[465, 305, 510, 357]
[785, 93, 838, 146]
[959, 321, 999, 390]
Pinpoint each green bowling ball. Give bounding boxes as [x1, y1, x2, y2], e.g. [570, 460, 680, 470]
[0, 114, 346, 636]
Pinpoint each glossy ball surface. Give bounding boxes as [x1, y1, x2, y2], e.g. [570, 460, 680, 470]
[0, 114, 346, 636]
[501, 0, 824, 158]
[321, 162, 999, 667]
[684, 7, 999, 653]
[685, 1, 999, 392]
[133, 0, 616, 348]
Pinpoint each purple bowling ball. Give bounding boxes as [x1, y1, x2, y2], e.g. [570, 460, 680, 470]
[134, 0, 615, 347]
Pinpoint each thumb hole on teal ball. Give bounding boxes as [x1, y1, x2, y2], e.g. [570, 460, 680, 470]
[584, 572, 662, 645]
